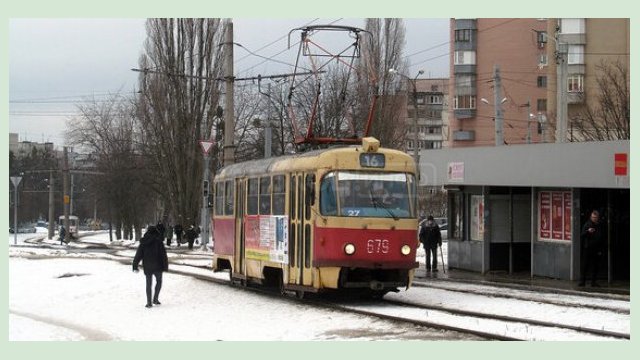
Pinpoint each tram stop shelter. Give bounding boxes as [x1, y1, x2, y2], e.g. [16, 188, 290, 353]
[420, 140, 629, 283]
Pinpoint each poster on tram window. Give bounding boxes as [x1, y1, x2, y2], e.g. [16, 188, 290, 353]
[245, 215, 289, 264]
[551, 192, 564, 240]
[539, 192, 551, 239]
[563, 191, 572, 241]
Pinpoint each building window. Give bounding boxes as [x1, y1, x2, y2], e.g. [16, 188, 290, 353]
[428, 110, 440, 119]
[431, 84, 439, 92]
[455, 29, 472, 42]
[428, 95, 443, 104]
[568, 44, 584, 65]
[536, 31, 548, 47]
[537, 76, 547, 88]
[416, 95, 425, 105]
[568, 75, 584, 92]
[455, 74, 475, 88]
[454, 51, 476, 65]
[539, 53, 548, 67]
[560, 18, 585, 34]
[537, 99, 547, 111]
[454, 95, 476, 109]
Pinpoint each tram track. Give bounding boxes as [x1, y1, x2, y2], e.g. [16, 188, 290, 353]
[378, 297, 629, 340]
[11, 246, 629, 341]
[411, 281, 630, 314]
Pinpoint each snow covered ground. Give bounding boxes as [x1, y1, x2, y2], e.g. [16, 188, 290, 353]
[7, 231, 630, 343]
[8, 231, 466, 341]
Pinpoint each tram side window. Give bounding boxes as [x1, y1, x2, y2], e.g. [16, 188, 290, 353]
[260, 177, 271, 215]
[248, 178, 259, 215]
[224, 180, 234, 215]
[273, 175, 286, 215]
[214, 182, 224, 216]
[320, 172, 337, 215]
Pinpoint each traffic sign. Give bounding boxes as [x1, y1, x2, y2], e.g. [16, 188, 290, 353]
[10, 176, 22, 187]
[199, 140, 215, 155]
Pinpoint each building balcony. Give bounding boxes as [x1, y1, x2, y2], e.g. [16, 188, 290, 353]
[454, 109, 476, 119]
[452, 130, 475, 141]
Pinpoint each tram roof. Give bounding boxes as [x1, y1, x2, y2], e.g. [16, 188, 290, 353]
[214, 146, 352, 179]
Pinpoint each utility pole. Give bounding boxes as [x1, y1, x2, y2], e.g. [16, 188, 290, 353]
[555, 42, 568, 143]
[493, 64, 504, 146]
[48, 170, 55, 239]
[223, 20, 236, 166]
[264, 83, 273, 159]
[63, 147, 70, 243]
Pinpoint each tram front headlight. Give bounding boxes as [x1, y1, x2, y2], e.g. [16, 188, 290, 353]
[401, 245, 411, 256]
[344, 243, 356, 255]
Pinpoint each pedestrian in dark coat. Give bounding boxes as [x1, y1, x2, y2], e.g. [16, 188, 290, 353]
[174, 224, 183, 247]
[579, 210, 606, 287]
[165, 224, 173, 247]
[419, 216, 442, 272]
[133, 225, 169, 308]
[185, 225, 197, 250]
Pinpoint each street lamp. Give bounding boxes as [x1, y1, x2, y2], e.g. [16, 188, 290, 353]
[389, 68, 424, 173]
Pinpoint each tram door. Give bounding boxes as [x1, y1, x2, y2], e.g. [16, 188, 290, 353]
[289, 173, 314, 287]
[234, 179, 245, 277]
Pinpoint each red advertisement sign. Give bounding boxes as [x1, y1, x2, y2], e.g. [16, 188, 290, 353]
[614, 153, 628, 176]
[539, 192, 551, 239]
[539, 191, 572, 241]
[551, 192, 564, 240]
[563, 192, 572, 240]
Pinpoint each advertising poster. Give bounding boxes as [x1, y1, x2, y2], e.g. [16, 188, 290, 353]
[539, 192, 551, 239]
[539, 191, 572, 241]
[245, 215, 289, 264]
[563, 191, 572, 241]
[470, 195, 484, 241]
[447, 162, 464, 182]
[551, 192, 564, 240]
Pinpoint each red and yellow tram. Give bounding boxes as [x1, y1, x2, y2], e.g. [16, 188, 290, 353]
[211, 137, 419, 297]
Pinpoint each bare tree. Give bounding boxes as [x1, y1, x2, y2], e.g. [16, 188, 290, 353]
[136, 18, 225, 227]
[572, 60, 630, 141]
[67, 94, 155, 240]
[355, 18, 409, 149]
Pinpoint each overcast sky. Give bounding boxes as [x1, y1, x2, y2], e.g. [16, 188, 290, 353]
[9, 18, 449, 147]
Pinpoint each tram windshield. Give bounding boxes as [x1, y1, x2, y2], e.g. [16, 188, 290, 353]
[320, 171, 416, 218]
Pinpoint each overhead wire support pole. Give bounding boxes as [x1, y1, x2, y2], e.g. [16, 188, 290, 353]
[223, 19, 236, 166]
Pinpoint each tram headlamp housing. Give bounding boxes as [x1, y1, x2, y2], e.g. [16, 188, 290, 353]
[401, 245, 411, 256]
[344, 243, 356, 255]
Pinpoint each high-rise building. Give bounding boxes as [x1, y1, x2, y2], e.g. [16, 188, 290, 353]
[400, 78, 449, 152]
[448, 18, 549, 147]
[546, 18, 630, 142]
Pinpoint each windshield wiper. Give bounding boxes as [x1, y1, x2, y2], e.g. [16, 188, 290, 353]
[369, 190, 399, 221]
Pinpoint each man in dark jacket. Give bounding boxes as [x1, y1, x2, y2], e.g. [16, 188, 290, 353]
[579, 210, 606, 287]
[174, 224, 183, 247]
[133, 226, 169, 308]
[185, 225, 197, 250]
[419, 216, 442, 272]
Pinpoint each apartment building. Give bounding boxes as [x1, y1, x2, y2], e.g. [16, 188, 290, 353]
[546, 18, 630, 142]
[448, 19, 549, 147]
[401, 78, 449, 152]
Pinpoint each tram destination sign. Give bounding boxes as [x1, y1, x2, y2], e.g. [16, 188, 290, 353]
[360, 153, 385, 168]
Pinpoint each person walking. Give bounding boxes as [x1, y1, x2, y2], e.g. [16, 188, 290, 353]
[579, 210, 606, 287]
[133, 225, 169, 308]
[174, 224, 183, 247]
[165, 224, 173, 247]
[419, 216, 442, 272]
[58, 225, 66, 245]
[185, 225, 197, 250]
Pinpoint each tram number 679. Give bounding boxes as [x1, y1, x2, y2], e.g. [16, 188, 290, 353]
[367, 239, 389, 254]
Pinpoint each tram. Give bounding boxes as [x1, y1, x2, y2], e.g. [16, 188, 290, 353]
[211, 137, 419, 297]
